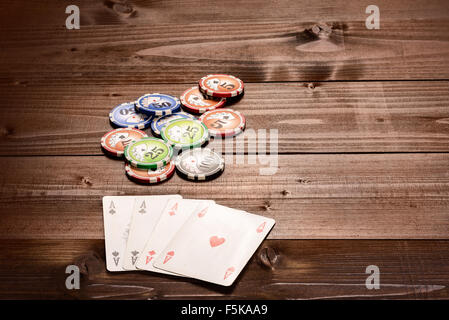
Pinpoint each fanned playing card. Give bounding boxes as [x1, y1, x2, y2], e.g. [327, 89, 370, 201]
[122, 195, 182, 271]
[136, 199, 215, 275]
[102, 196, 142, 272]
[153, 204, 275, 286]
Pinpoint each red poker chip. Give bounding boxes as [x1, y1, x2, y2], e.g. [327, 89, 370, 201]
[198, 74, 244, 98]
[199, 108, 246, 137]
[125, 162, 175, 184]
[100, 128, 148, 158]
[180, 86, 225, 114]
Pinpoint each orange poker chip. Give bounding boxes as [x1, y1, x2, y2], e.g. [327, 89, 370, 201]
[198, 74, 244, 98]
[180, 86, 225, 114]
[199, 108, 246, 137]
[125, 162, 175, 184]
[100, 128, 148, 158]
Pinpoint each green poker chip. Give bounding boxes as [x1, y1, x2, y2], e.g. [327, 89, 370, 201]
[160, 118, 209, 149]
[124, 137, 173, 169]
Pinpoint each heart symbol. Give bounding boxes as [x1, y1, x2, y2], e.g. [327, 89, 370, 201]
[209, 236, 225, 248]
[169, 203, 178, 216]
[197, 207, 208, 218]
[163, 251, 174, 264]
[256, 221, 266, 233]
[145, 250, 156, 265]
[224, 267, 235, 280]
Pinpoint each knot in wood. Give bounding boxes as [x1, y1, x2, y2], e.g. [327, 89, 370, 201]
[258, 246, 279, 270]
[73, 251, 104, 280]
[81, 176, 93, 186]
[0, 127, 12, 137]
[262, 200, 272, 211]
[311, 23, 333, 38]
[307, 83, 315, 91]
[113, 3, 134, 15]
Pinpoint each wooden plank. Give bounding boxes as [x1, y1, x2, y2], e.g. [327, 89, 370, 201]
[0, 154, 448, 239]
[1, 81, 449, 155]
[1, 19, 449, 84]
[1, 0, 448, 27]
[0, 239, 448, 299]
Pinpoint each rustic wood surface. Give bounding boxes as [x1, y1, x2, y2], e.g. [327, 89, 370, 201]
[2, 19, 449, 84]
[1, 81, 449, 155]
[0, 0, 448, 300]
[0, 239, 448, 300]
[1, 154, 448, 239]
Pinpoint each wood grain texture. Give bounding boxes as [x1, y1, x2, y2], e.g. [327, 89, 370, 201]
[0, 239, 448, 299]
[1, 19, 449, 84]
[0, 153, 448, 240]
[1, 81, 449, 155]
[1, 0, 449, 300]
[1, 0, 448, 27]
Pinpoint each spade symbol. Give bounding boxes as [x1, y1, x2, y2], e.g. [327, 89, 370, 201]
[131, 250, 139, 265]
[139, 201, 146, 214]
[109, 201, 116, 215]
[112, 251, 120, 266]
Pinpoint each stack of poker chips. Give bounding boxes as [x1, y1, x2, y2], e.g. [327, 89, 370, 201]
[100, 74, 246, 184]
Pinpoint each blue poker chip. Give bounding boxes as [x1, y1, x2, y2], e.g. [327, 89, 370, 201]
[109, 102, 153, 129]
[135, 93, 181, 116]
[150, 112, 196, 137]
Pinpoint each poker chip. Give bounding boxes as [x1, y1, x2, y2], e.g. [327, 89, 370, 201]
[109, 102, 153, 129]
[125, 162, 175, 184]
[198, 74, 244, 98]
[200, 108, 246, 137]
[124, 137, 173, 169]
[175, 148, 225, 181]
[160, 118, 209, 149]
[180, 86, 226, 114]
[135, 93, 181, 116]
[150, 112, 196, 137]
[100, 128, 148, 158]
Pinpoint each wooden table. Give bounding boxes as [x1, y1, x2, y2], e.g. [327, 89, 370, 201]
[1, 0, 449, 299]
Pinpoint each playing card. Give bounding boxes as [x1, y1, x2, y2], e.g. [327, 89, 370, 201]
[153, 204, 275, 286]
[122, 195, 182, 271]
[136, 199, 215, 275]
[102, 196, 140, 272]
